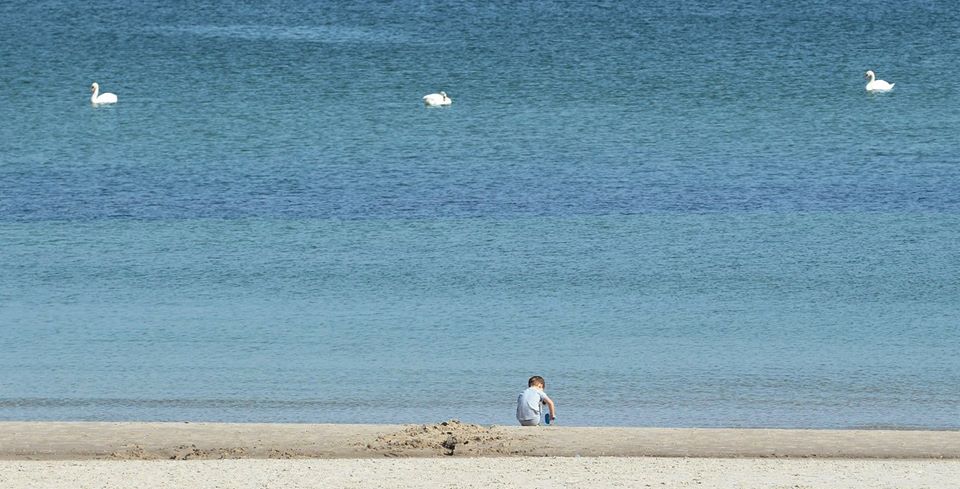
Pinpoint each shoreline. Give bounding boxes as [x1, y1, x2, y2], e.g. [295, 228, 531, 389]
[2, 421, 959, 460]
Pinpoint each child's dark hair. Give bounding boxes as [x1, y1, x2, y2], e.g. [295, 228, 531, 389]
[528, 376, 545, 387]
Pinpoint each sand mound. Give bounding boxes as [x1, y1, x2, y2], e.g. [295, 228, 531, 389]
[364, 420, 528, 457]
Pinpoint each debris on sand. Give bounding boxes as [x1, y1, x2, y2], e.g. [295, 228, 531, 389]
[109, 444, 248, 460]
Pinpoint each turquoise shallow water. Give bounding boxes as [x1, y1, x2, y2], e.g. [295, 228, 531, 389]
[1, 0, 958, 427]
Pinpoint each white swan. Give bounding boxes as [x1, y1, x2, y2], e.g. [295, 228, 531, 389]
[423, 91, 451, 107]
[90, 82, 118, 105]
[865, 70, 894, 92]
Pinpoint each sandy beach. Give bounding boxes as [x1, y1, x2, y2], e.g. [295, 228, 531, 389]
[1, 421, 959, 488]
[4, 457, 959, 489]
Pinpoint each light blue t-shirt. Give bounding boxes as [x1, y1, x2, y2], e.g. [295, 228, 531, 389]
[516, 387, 550, 422]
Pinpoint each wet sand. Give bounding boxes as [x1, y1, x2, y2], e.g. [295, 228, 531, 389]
[1, 421, 958, 488]
[1, 421, 958, 460]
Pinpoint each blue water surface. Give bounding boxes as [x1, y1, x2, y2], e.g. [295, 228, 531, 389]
[1, 0, 958, 427]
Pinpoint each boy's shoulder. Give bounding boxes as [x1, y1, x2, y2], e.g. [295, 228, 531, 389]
[523, 387, 549, 398]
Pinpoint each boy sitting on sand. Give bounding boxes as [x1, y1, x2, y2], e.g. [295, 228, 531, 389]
[516, 376, 556, 426]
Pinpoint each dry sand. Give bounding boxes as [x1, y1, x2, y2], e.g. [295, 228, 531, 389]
[2, 458, 959, 489]
[1, 421, 959, 488]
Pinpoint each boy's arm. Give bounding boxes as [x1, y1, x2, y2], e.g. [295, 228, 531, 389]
[544, 396, 556, 420]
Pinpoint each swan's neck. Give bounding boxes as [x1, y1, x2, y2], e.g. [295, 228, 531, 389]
[91, 86, 99, 102]
[867, 73, 876, 82]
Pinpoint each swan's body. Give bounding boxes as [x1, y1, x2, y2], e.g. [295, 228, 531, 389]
[423, 91, 451, 106]
[90, 82, 118, 105]
[864, 70, 894, 92]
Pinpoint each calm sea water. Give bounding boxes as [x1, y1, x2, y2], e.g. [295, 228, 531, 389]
[1, 0, 958, 428]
